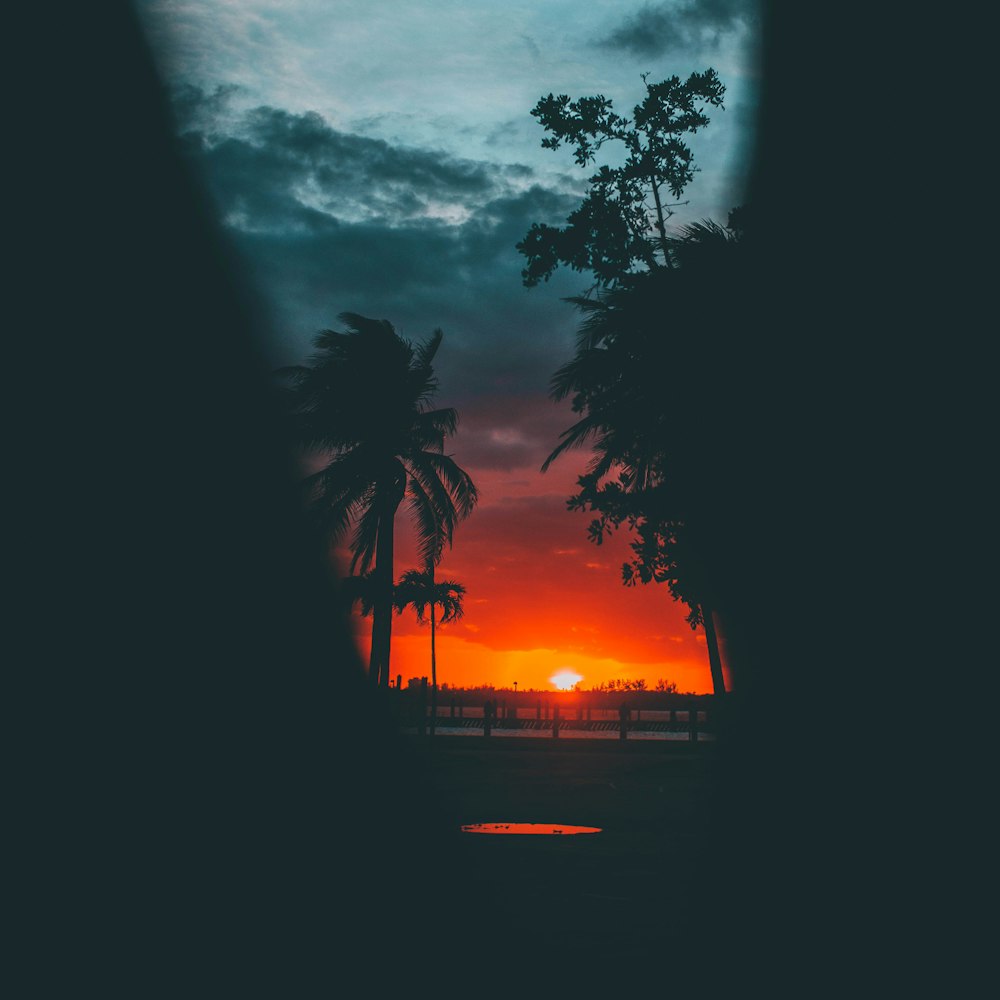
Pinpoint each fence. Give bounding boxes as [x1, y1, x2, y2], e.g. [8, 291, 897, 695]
[390, 683, 721, 742]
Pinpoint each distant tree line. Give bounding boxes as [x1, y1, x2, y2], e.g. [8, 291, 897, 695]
[400, 679, 687, 695]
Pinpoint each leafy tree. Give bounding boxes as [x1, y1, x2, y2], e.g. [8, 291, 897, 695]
[568, 475, 726, 695]
[393, 567, 466, 736]
[516, 70, 726, 288]
[540, 218, 745, 695]
[517, 72, 735, 695]
[545, 217, 744, 474]
[278, 314, 477, 686]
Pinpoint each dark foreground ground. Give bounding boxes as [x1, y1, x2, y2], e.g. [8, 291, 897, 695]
[400, 737, 721, 976]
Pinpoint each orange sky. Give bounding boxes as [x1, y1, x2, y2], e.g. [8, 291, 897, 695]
[340, 395, 721, 694]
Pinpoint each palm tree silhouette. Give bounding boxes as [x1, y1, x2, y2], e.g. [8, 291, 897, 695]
[279, 314, 477, 686]
[394, 567, 465, 736]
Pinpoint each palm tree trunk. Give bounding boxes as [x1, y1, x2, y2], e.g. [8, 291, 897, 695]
[702, 604, 726, 695]
[370, 496, 400, 687]
[367, 638, 379, 680]
[429, 597, 437, 737]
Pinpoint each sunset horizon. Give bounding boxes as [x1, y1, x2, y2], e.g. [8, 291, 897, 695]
[325, 396, 725, 693]
[135, 2, 753, 699]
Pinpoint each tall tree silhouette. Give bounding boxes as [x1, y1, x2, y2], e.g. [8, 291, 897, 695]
[519, 72, 736, 694]
[279, 314, 477, 686]
[540, 218, 745, 694]
[394, 567, 466, 735]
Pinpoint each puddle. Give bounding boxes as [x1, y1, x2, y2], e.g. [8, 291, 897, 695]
[461, 823, 601, 835]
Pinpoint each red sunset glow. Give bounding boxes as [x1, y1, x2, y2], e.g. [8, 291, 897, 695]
[341, 394, 726, 694]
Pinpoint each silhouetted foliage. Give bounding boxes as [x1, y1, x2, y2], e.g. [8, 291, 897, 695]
[590, 678, 649, 692]
[517, 71, 726, 288]
[278, 315, 477, 685]
[394, 567, 465, 736]
[654, 679, 680, 694]
[518, 71, 735, 695]
[394, 568, 466, 626]
[544, 216, 744, 479]
[540, 216, 745, 694]
[340, 570, 378, 617]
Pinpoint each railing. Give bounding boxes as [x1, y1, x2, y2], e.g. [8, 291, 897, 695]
[390, 684, 722, 742]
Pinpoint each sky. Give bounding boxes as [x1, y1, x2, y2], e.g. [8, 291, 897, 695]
[134, 0, 761, 693]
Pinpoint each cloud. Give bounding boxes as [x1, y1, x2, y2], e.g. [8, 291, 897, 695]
[175, 87, 504, 228]
[599, 0, 759, 57]
[445, 392, 578, 474]
[171, 87, 585, 393]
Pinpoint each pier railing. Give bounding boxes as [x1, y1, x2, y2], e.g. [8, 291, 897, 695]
[389, 685, 722, 742]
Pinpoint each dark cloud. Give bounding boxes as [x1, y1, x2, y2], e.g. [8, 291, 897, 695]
[175, 88, 503, 228]
[450, 393, 576, 474]
[484, 120, 525, 148]
[225, 187, 584, 399]
[599, 0, 759, 57]
[172, 87, 586, 409]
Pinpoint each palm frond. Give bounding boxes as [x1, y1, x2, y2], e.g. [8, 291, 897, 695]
[541, 412, 604, 472]
[413, 451, 479, 520]
[404, 475, 445, 568]
[300, 456, 376, 543]
[566, 294, 616, 352]
[413, 328, 444, 370]
[336, 312, 398, 340]
[413, 407, 459, 449]
[436, 580, 466, 624]
[273, 364, 312, 384]
[407, 340, 442, 411]
[394, 568, 431, 619]
[349, 499, 382, 575]
[549, 347, 614, 403]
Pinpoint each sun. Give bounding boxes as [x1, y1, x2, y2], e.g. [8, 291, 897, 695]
[550, 669, 583, 691]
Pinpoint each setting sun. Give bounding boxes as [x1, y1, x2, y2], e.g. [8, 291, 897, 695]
[549, 669, 583, 690]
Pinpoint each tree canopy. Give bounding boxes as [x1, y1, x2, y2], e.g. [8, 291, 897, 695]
[545, 218, 744, 595]
[516, 70, 726, 288]
[393, 569, 466, 627]
[518, 70, 738, 694]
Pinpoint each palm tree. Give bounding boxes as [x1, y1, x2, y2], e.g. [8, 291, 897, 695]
[394, 567, 465, 736]
[279, 314, 477, 686]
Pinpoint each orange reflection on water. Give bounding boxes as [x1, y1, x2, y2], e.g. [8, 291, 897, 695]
[461, 823, 601, 835]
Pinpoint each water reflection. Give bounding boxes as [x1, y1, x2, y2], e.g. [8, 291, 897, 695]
[461, 823, 601, 835]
